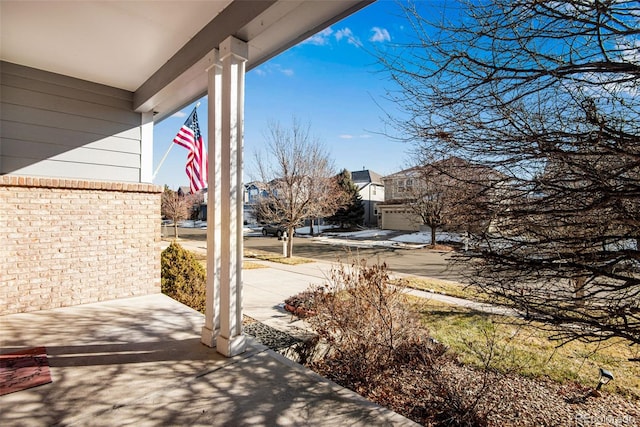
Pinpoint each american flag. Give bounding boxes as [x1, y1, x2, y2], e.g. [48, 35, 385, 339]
[173, 108, 208, 193]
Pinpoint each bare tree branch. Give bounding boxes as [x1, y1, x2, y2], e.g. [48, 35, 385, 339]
[253, 118, 342, 257]
[161, 187, 200, 239]
[380, 0, 640, 349]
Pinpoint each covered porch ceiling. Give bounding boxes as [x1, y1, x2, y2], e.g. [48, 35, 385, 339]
[1, 0, 374, 121]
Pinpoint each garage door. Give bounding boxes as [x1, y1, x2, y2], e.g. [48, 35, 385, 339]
[380, 207, 420, 231]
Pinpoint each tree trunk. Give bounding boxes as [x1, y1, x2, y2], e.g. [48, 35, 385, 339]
[287, 228, 294, 258]
[309, 218, 314, 236]
[174, 222, 179, 239]
[431, 226, 436, 246]
[573, 276, 586, 307]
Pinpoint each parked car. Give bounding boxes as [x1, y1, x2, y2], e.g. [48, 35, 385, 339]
[261, 224, 294, 238]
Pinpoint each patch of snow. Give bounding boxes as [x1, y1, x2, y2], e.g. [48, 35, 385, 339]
[313, 236, 401, 249]
[322, 229, 398, 239]
[391, 231, 463, 244]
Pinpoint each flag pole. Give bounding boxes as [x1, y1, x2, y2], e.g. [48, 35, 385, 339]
[151, 142, 174, 181]
[151, 102, 201, 181]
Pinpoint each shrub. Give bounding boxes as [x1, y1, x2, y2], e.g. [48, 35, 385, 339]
[284, 289, 318, 317]
[161, 242, 206, 313]
[305, 259, 438, 386]
[300, 258, 503, 426]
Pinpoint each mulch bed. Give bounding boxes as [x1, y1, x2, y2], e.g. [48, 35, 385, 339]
[311, 357, 640, 426]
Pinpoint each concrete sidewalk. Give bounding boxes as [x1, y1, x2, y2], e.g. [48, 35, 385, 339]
[0, 294, 416, 426]
[166, 238, 513, 323]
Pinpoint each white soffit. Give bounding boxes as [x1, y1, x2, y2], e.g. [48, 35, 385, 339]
[0, 1, 231, 91]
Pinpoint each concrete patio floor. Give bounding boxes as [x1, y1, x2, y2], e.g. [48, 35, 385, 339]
[0, 293, 417, 426]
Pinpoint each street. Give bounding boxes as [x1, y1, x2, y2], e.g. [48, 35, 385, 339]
[169, 226, 467, 282]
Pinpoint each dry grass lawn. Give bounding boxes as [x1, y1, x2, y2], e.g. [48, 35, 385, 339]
[243, 248, 314, 265]
[188, 250, 268, 270]
[413, 297, 640, 399]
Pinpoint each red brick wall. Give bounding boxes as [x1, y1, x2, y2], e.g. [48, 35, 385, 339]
[0, 176, 162, 314]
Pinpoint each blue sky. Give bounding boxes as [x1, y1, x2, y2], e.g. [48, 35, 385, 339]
[152, 0, 412, 189]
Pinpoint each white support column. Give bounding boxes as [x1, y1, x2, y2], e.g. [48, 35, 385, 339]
[216, 36, 248, 357]
[201, 50, 222, 348]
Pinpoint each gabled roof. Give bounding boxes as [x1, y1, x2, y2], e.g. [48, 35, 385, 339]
[178, 186, 192, 195]
[383, 157, 504, 182]
[1, 0, 374, 121]
[351, 169, 383, 185]
[381, 166, 422, 181]
[245, 181, 268, 190]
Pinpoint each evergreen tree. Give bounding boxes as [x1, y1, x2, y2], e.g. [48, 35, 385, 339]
[327, 169, 364, 229]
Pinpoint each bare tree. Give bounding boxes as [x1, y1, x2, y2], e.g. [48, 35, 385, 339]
[254, 118, 342, 257]
[402, 156, 497, 244]
[381, 0, 640, 348]
[161, 186, 198, 239]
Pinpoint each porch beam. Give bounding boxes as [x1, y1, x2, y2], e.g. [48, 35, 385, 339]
[133, 0, 275, 115]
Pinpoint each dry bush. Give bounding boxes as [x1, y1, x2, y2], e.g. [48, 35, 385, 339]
[301, 259, 508, 426]
[305, 259, 437, 386]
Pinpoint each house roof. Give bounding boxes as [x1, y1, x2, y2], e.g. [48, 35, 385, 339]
[178, 186, 192, 195]
[351, 169, 383, 185]
[245, 181, 268, 190]
[1, 0, 373, 121]
[381, 166, 422, 181]
[382, 157, 504, 182]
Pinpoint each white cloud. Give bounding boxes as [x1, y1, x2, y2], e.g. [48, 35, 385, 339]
[335, 27, 362, 47]
[369, 27, 391, 43]
[339, 134, 373, 140]
[304, 27, 334, 46]
[251, 64, 294, 77]
[171, 111, 187, 119]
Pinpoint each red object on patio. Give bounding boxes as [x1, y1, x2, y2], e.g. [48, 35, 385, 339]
[0, 347, 52, 396]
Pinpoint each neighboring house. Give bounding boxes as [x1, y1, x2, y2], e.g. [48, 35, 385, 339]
[351, 169, 385, 227]
[177, 186, 192, 197]
[199, 181, 268, 223]
[1, 0, 373, 357]
[378, 166, 424, 231]
[244, 181, 268, 205]
[191, 188, 207, 221]
[378, 158, 501, 232]
[243, 181, 268, 224]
